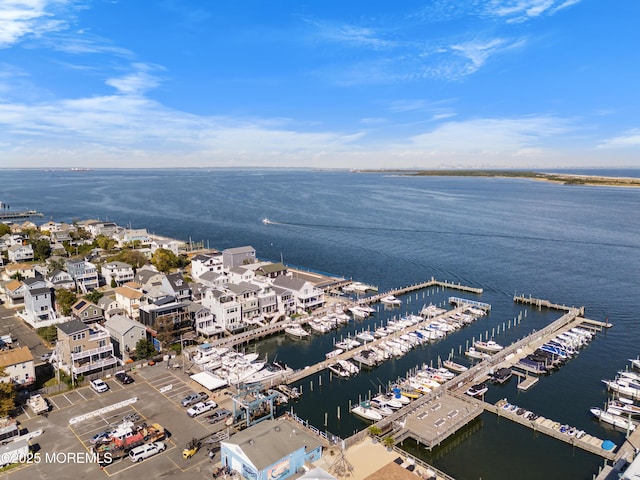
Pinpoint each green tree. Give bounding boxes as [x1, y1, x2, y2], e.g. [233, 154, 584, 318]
[10, 272, 24, 281]
[0, 224, 10, 236]
[84, 290, 103, 304]
[110, 278, 117, 288]
[135, 338, 156, 359]
[32, 238, 52, 261]
[107, 249, 148, 269]
[55, 289, 77, 316]
[48, 258, 66, 274]
[0, 368, 16, 418]
[383, 436, 395, 449]
[37, 325, 58, 344]
[94, 235, 116, 251]
[151, 248, 187, 273]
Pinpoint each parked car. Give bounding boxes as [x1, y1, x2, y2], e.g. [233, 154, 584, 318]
[181, 392, 209, 407]
[206, 408, 232, 424]
[115, 371, 134, 384]
[40, 352, 52, 362]
[128, 442, 166, 462]
[90, 379, 109, 393]
[90, 430, 112, 444]
[187, 400, 217, 418]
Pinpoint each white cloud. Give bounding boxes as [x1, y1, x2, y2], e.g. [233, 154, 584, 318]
[305, 18, 396, 50]
[598, 129, 640, 149]
[485, 0, 583, 23]
[105, 64, 163, 95]
[0, 0, 68, 48]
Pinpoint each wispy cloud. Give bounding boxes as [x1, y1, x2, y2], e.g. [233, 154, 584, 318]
[598, 129, 640, 149]
[303, 18, 396, 50]
[484, 0, 583, 23]
[0, 0, 70, 48]
[105, 63, 164, 95]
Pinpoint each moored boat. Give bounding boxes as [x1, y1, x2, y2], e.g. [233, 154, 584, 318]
[443, 360, 468, 374]
[351, 401, 383, 421]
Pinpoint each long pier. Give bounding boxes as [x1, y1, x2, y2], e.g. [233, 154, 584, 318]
[0, 209, 43, 220]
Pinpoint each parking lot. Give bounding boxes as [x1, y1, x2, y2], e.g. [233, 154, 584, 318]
[3, 365, 231, 479]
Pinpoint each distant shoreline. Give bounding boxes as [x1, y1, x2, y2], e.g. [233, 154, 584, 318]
[356, 170, 640, 188]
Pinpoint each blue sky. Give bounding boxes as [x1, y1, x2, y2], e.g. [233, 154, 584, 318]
[1, 0, 639, 169]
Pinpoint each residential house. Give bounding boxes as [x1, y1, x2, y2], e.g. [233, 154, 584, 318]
[104, 314, 147, 361]
[39, 220, 63, 233]
[254, 262, 288, 279]
[251, 279, 279, 318]
[150, 239, 183, 255]
[50, 229, 73, 247]
[1, 263, 36, 281]
[118, 228, 152, 247]
[220, 419, 323, 480]
[47, 269, 75, 290]
[0, 234, 10, 252]
[0, 347, 35, 388]
[224, 282, 260, 323]
[272, 286, 296, 317]
[85, 221, 118, 238]
[196, 271, 227, 289]
[1, 280, 25, 306]
[7, 244, 33, 263]
[23, 279, 56, 326]
[161, 272, 191, 302]
[133, 265, 164, 289]
[114, 285, 144, 319]
[190, 252, 223, 280]
[227, 266, 255, 284]
[66, 259, 99, 292]
[184, 301, 223, 338]
[101, 261, 135, 286]
[70, 299, 104, 324]
[222, 246, 256, 269]
[201, 287, 243, 333]
[272, 276, 325, 312]
[138, 296, 191, 343]
[97, 295, 121, 320]
[55, 320, 117, 378]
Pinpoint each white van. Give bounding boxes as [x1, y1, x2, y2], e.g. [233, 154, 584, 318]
[128, 442, 166, 462]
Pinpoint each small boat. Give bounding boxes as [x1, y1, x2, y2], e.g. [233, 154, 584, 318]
[443, 360, 468, 374]
[351, 401, 383, 421]
[356, 330, 375, 342]
[325, 348, 343, 359]
[629, 357, 640, 370]
[465, 383, 489, 397]
[474, 340, 504, 353]
[590, 407, 637, 431]
[608, 398, 640, 417]
[491, 367, 513, 384]
[284, 324, 310, 338]
[380, 295, 402, 306]
[465, 347, 491, 360]
[278, 384, 301, 399]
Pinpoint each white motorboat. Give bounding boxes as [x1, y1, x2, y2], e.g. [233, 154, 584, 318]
[328, 362, 351, 378]
[338, 359, 360, 375]
[603, 379, 640, 401]
[335, 338, 361, 350]
[381, 295, 402, 306]
[474, 340, 504, 353]
[590, 407, 637, 431]
[356, 330, 375, 342]
[466, 383, 489, 397]
[284, 324, 310, 338]
[242, 362, 292, 384]
[373, 394, 403, 410]
[325, 348, 344, 359]
[309, 320, 331, 334]
[351, 402, 383, 421]
[465, 347, 491, 360]
[630, 357, 640, 370]
[608, 398, 640, 417]
[369, 398, 394, 416]
[349, 306, 370, 319]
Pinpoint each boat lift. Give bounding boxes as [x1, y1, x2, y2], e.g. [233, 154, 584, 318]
[232, 383, 281, 428]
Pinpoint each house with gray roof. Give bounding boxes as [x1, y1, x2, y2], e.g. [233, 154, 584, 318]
[7, 244, 33, 263]
[220, 418, 323, 480]
[161, 272, 191, 301]
[272, 275, 325, 312]
[222, 245, 256, 269]
[190, 251, 223, 280]
[101, 261, 134, 286]
[104, 314, 147, 361]
[48, 269, 75, 290]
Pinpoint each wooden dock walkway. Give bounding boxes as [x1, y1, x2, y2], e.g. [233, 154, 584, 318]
[513, 294, 585, 316]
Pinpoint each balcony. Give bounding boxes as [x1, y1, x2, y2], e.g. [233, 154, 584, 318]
[72, 356, 118, 375]
[71, 344, 114, 361]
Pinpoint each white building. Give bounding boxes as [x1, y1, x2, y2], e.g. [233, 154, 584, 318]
[190, 252, 224, 280]
[101, 261, 135, 286]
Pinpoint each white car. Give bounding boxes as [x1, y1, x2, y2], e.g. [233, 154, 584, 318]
[90, 379, 109, 393]
[186, 400, 217, 417]
[129, 442, 166, 462]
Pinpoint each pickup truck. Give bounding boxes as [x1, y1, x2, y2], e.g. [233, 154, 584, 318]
[206, 408, 232, 424]
[186, 400, 217, 418]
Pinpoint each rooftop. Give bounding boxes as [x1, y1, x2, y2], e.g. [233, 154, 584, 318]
[0, 346, 34, 367]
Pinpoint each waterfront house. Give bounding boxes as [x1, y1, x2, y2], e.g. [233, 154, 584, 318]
[252, 279, 279, 318]
[84, 221, 118, 238]
[0, 347, 35, 388]
[220, 418, 323, 480]
[66, 259, 99, 292]
[202, 288, 244, 333]
[55, 320, 118, 378]
[255, 262, 288, 279]
[224, 282, 260, 323]
[101, 261, 135, 286]
[104, 314, 147, 361]
[222, 246, 256, 269]
[273, 286, 296, 316]
[117, 228, 152, 247]
[7, 244, 33, 263]
[190, 252, 223, 280]
[114, 285, 144, 319]
[272, 276, 325, 312]
[70, 299, 104, 324]
[150, 239, 183, 255]
[161, 272, 191, 302]
[185, 301, 224, 338]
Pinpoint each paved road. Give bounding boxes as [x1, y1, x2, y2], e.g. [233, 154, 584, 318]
[0, 302, 52, 364]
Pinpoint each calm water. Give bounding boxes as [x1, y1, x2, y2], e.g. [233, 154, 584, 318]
[2, 168, 639, 479]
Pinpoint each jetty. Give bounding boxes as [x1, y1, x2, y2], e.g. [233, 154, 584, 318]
[0, 209, 43, 220]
